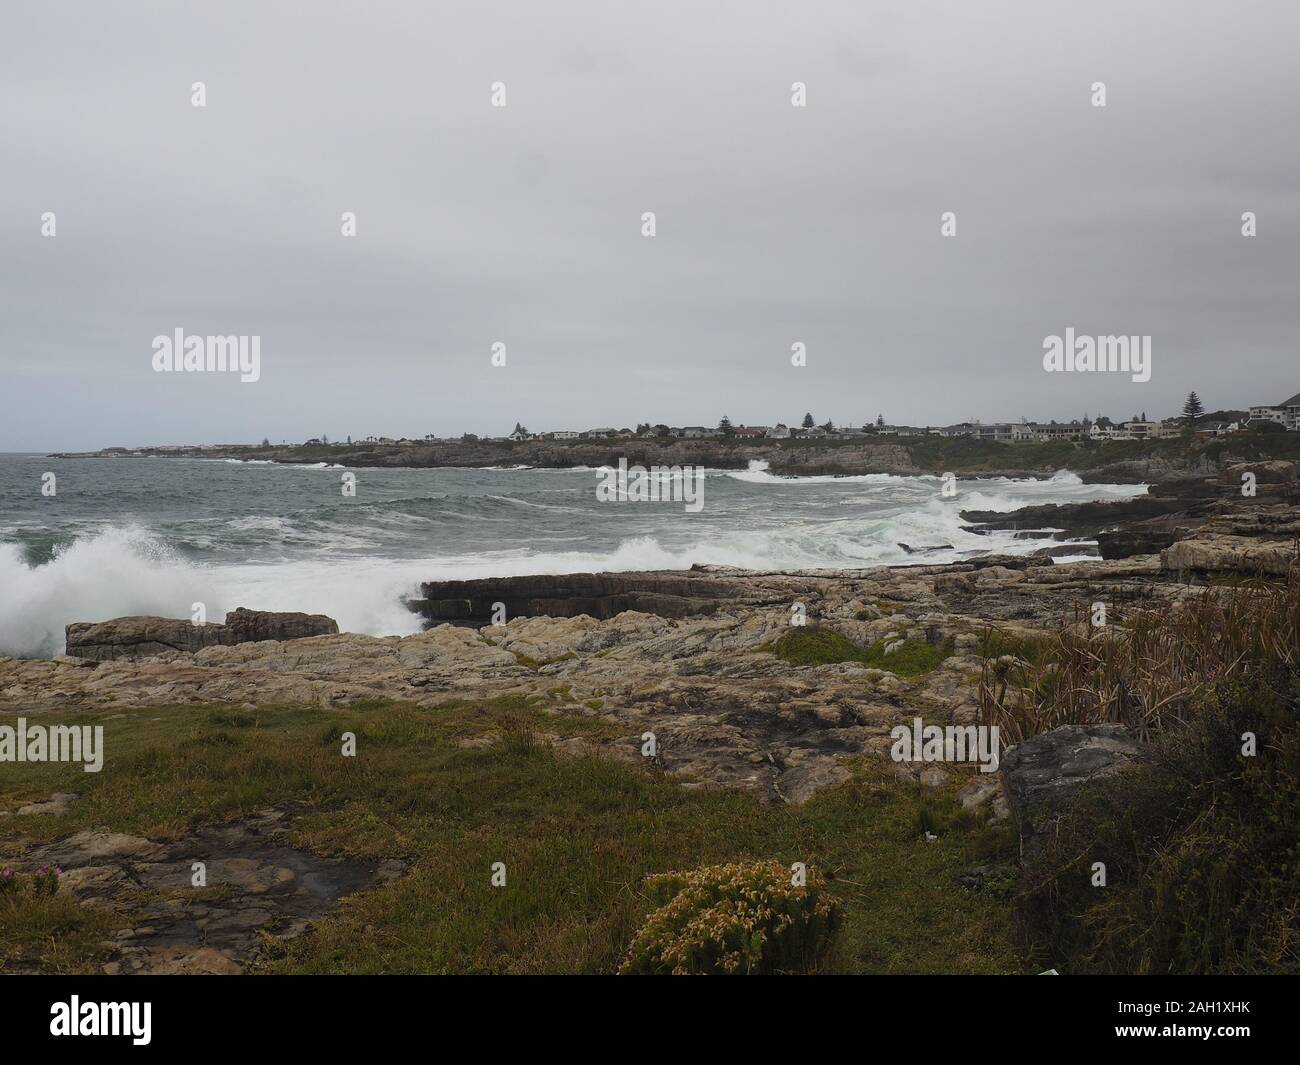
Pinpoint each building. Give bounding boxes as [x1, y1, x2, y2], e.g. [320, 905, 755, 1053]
[1249, 404, 1287, 426]
[1281, 392, 1300, 430]
[733, 426, 768, 438]
[1027, 422, 1087, 442]
[972, 423, 1033, 443]
[1122, 420, 1161, 440]
[581, 427, 616, 439]
[1247, 393, 1300, 431]
[1089, 424, 1133, 441]
[765, 424, 791, 439]
[677, 426, 721, 438]
[546, 430, 579, 440]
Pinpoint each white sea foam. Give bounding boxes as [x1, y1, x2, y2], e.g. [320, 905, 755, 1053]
[0, 469, 1150, 658]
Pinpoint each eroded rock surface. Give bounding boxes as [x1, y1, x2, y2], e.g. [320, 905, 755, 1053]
[20, 806, 401, 975]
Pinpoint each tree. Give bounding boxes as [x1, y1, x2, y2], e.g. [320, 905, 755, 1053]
[718, 415, 735, 436]
[876, 413, 884, 428]
[1182, 392, 1205, 426]
[820, 419, 834, 432]
[260, 437, 270, 448]
[801, 412, 815, 428]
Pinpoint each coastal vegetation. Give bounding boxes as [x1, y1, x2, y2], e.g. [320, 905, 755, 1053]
[0, 697, 1016, 974]
[980, 573, 1300, 973]
[619, 860, 840, 974]
[763, 626, 950, 676]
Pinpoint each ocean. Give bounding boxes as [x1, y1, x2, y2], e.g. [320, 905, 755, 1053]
[0, 454, 1148, 658]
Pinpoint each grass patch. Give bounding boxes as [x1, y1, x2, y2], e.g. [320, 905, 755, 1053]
[763, 627, 949, 676]
[0, 700, 1016, 974]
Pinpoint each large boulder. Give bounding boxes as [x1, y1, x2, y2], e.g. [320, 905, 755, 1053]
[64, 609, 338, 661]
[1000, 724, 1141, 858]
[64, 616, 233, 661]
[223, 607, 338, 642]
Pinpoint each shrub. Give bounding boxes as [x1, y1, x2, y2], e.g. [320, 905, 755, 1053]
[620, 860, 840, 974]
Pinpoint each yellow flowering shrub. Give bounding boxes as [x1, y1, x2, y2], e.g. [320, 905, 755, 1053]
[620, 860, 840, 975]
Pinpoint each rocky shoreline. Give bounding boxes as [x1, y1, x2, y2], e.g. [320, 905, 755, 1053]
[5, 467, 1298, 806]
[4, 465, 1299, 975]
[49, 433, 1292, 482]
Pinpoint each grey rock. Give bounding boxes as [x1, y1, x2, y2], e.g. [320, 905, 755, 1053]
[65, 609, 338, 661]
[1001, 724, 1140, 858]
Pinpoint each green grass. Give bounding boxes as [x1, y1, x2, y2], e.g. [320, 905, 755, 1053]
[0, 697, 1017, 975]
[764, 627, 950, 677]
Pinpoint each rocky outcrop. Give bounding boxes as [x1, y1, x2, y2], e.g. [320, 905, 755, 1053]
[64, 616, 233, 660]
[1149, 502, 1300, 576]
[64, 609, 338, 661]
[1000, 725, 1141, 858]
[408, 570, 772, 626]
[1161, 535, 1299, 577]
[223, 608, 339, 643]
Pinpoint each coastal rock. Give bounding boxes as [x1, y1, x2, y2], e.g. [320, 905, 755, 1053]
[1000, 724, 1141, 858]
[64, 609, 339, 661]
[1161, 534, 1299, 576]
[223, 608, 338, 642]
[409, 570, 767, 626]
[64, 617, 233, 661]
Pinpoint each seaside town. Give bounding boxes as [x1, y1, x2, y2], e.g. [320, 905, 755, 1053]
[83, 389, 1300, 454]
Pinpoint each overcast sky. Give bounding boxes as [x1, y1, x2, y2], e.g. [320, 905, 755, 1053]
[3, 0, 1298, 451]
